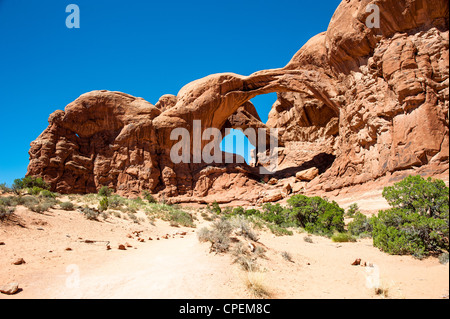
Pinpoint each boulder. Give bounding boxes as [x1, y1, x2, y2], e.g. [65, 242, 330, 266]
[296, 167, 319, 181]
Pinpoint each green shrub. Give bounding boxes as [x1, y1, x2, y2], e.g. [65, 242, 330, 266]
[287, 195, 345, 236]
[0, 183, 11, 193]
[39, 189, 56, 198]
[60, 201, 74, 211]
[210, 201, 222, 215]
[98, 197, 109, 212]
[108, 195, 125, 209]
[331, 232, 356, 243]
[372, 175, 449, 258]
[98, 186, 113, 197]
[142, 190, 157, 203]
[29, 203, 51, 214]
[266, 223, 293, 236]
[347, 212, 373, 237]
[261, 203, 290, 226]
[382, 175, 449, 217]
[29, 186, 45, 196]
[13, 176, 49, 193]
[346, 203, 360, 217]
[166, 210, 195, 227]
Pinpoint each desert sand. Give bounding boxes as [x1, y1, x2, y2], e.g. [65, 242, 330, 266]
[1, 185, 448, 300]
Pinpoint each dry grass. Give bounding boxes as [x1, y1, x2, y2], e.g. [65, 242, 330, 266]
[244, 272, 272, 299]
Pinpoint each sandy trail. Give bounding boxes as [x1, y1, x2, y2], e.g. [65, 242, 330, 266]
[11, 231, 245, 299]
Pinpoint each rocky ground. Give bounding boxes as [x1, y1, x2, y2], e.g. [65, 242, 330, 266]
[1, 180, 448, 299]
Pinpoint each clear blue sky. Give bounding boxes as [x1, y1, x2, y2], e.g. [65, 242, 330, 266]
[0, 0, 341, 186]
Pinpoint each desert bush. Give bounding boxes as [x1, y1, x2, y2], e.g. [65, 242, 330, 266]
[80, 206, 99, 220]
[209, 201, 222, 215]
[0, 183, 11, 193]
[303, 236, 313, 243]
[142, 190, 157, 203]
[347, 212, 373, 237]
[60, 201, 75, 211]
[235, 255, 258, 271]
[108, 195, 125, 209]
[13, 176, 49, 193]
[29, 186, 45, 196]
[372, 175, 449, 258]
[331, 232, 356, 243]
[0, 205, 15, 221]
[266, 223, 293, 236]
[346, 203, 360, 217]
[20, 195, 39, 207]
[382, 175, 449, 217]
[98, 186, 113, 197]
[261, 203, 290, 226]
[197, 218, 233, 253]
[230, 215, 259, 241]
[167, 210, 194, 227]
[439, 252, 449, 265]
[28, 203, 50, 214]
[98, 197, 109, 212]
[287, 195, 345, 236]
[39, 189, 56, 198]
[281, 251, 294, 262]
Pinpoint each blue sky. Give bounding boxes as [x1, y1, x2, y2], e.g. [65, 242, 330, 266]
[0, 0, 341, 186]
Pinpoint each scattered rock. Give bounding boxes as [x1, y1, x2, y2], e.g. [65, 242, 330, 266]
[106, 245, 111, 250]
[351, 258, 361, 266]
[125, 242, 132, 248]
[12, 258, 25, 265]
[267, 178, 278, 185]
[118, 244, 126, 250]
[65, 247, 72, 251]
[0, 242, 5, 245]
[0, 283, 19, 295]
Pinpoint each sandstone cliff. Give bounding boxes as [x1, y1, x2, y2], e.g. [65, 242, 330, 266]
[27, 0, 449, 204]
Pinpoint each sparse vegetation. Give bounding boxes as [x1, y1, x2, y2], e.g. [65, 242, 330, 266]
[197, 218, 232, 253]
[331, 232, 356, 243]
[244, 272, 272, 299]
[346, 203, 360, 217]
[98, 196, 109, 212]
[98, 186, 113, 197]
[60, 201, 75, 211]
[347, 212, 373, 238]
[142, 190, 157, 203]
[281, 251, 294, 262]
[80, 206, 100, 221]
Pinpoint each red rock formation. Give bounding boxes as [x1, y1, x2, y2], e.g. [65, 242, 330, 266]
[27, 0, 449, 203]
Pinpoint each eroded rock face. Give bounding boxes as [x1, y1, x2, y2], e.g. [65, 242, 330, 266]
[27, 0, 449, 203]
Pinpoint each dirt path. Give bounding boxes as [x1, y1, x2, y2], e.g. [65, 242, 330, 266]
[5, 231, 246, 299]
[49, 234, 243, 299]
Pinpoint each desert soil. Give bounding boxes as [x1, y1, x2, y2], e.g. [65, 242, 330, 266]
[0, 185, 448, 299]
